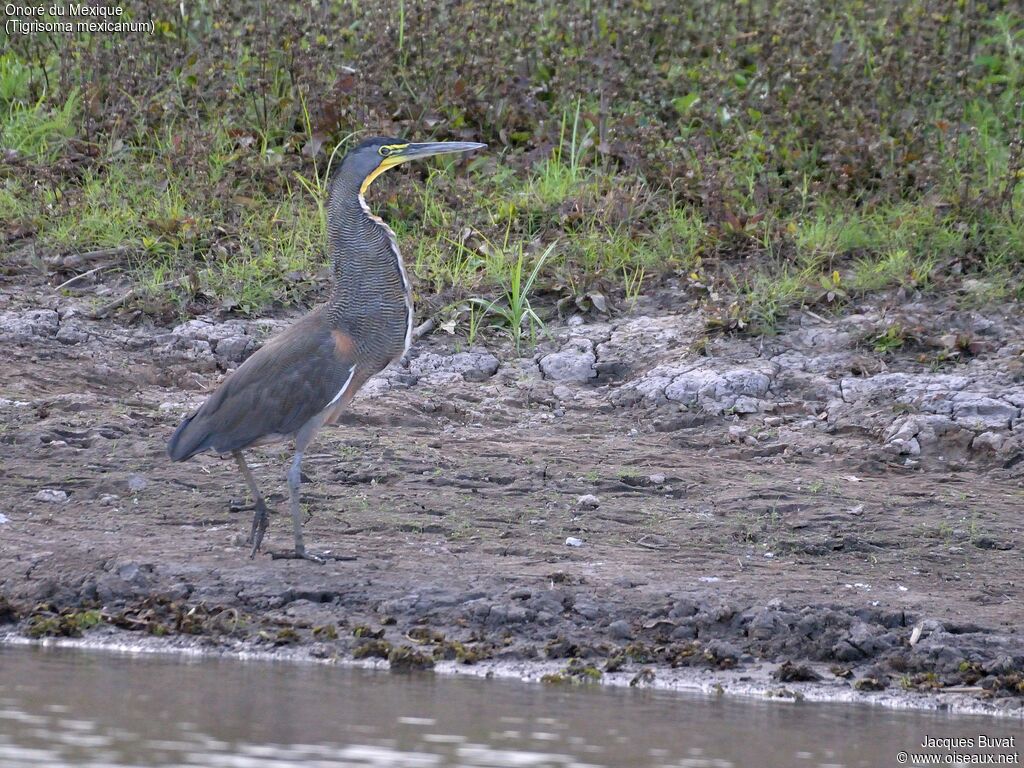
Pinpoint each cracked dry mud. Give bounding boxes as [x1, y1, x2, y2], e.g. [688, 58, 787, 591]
[1, 269, 1023, 712]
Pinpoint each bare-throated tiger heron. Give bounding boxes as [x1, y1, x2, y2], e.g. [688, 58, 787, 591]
[167, 138, 485, 562]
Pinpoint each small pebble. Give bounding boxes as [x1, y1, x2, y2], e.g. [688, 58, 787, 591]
[607, 620, 634, 640]
[34, 489, 68, 503]
[576, 494, 600, 509]
[564, 537, 584, 547]
[99, 494, 120, 507]
[649, 473, 666, 485]
[552, 385, 573, 401]
[0, 513, 9, 525]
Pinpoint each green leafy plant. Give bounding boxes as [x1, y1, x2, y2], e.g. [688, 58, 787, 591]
[472, 238, 556, 352]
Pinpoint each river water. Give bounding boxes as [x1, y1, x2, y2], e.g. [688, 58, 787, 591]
[0, 645, 1019, 767]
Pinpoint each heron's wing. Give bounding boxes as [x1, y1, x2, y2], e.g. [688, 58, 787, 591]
[168, 310, 360, 459]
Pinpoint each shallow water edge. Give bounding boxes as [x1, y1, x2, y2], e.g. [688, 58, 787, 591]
[4, 630, 1021, 720]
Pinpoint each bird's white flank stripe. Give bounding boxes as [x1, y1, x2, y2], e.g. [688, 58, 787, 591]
[327, 366, 357, 408]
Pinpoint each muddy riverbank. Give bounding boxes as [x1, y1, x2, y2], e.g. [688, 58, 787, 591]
[1, 264, 1023, 715]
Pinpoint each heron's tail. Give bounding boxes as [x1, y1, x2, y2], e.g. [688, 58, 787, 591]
[167, 413, 209, 461]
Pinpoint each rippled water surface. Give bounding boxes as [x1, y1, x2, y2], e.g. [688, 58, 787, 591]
[0, 645, 1019, 767]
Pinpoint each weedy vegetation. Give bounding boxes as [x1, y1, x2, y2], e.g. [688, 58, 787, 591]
[1, 1, 1022, 341]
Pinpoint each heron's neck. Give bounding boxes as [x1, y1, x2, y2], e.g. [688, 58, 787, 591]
[324, 177, 411, 324]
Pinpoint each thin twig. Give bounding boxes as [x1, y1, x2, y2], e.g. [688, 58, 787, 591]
[68, 246, 130, 261]
[803, 308, 833, 325]
[47, 246, 131, 270]
[412, 318, 436, 342]
[55, 264, 110, 290]
[87, 288, 138, 319]
[629, 535, 674, 550]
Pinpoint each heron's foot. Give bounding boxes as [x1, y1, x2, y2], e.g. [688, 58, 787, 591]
[247, 504, 270, 558]
[268, 548, 356, 564]
[269, 548, 324, 564]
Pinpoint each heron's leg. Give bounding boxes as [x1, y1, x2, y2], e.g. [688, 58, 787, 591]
[286, 449, 306, 553]
[282, 448, 327, 564]
[232, 451, 269, 557]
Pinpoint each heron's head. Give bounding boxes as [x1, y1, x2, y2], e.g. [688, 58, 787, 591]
[339, 137, 486, 196]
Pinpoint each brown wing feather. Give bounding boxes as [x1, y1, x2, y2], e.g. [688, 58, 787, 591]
[167, 309, 358, 460]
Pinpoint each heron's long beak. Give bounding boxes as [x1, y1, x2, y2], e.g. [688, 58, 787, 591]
[397, 141, 487, 161]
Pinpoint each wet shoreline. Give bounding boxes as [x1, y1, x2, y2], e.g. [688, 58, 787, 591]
[3, 625, 1022, 720]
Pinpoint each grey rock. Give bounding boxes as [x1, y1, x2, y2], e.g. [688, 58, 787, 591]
[748, 609, 786, 640]
[552, 385, 573, 401]
[116, 562, 149, 585]
[485, 603, 531, 626]
[0, 309, 59, 341]
[624, 364, 774, 414]
[663, 369, 717, 407]
[951, 394, 1018, 430]
[983, 655, 1016, 675]
[55, 323, 90, 345]
[612, 372, 673, 406]
[593, 316, 693, 380]
[573, 600, 603, 621]
[95, 575, 132, 604]
[171, 318, 248, 345]
[840, 373, 911, 402]
[833, 639, 866, 661]
[886, 437, 921, 457]
[539, 340, 597, 383]
[669, 599, 699, 619]
[576, 494, 600, 509]
[214, 336, 255, 363]
[169, 319, 260, 363]
[410, 350, 500, 382]
[607, 620, 634, 640]
[972, 431, 1004, 452]
[564, 536, 584, 547]
[727, 425, 748, 442]
[34, 489, 68, 503]
[705, 640, 742, 662]
[670, 622, 698, 640]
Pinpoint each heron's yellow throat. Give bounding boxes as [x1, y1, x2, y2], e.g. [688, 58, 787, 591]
[359, 144, 411, 196]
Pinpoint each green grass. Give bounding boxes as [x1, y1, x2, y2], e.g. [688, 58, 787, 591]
[852, 248, 933, 294]
[1, 3, 1022, 343]
[2, 90, 79, 163]
[0, 178, 30, 222]
[471, 238, 556, 351]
